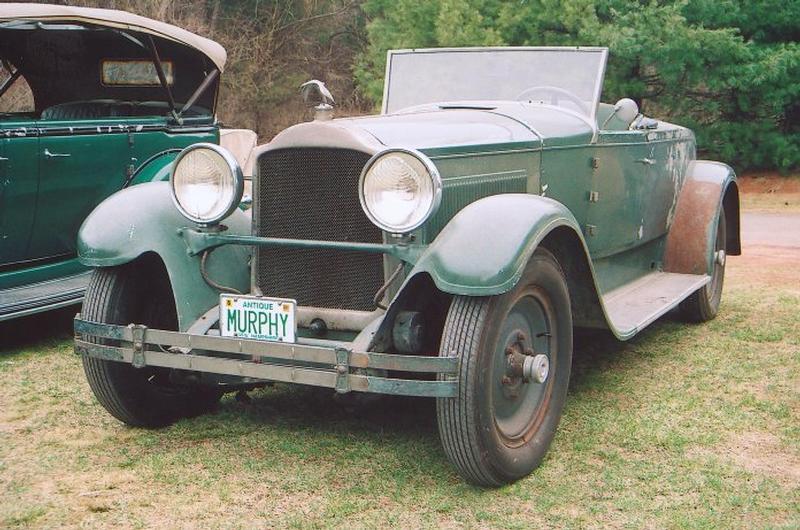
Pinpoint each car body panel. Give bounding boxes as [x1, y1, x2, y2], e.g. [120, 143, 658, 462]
[664, 160, 739, 276]
[409, 193, 583, 295]
[77, 182, 250, 329]
[0, 127, 39, 265]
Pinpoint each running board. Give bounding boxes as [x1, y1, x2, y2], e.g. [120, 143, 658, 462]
[602, 272, 710, 338]
[0, 272, 91, 322]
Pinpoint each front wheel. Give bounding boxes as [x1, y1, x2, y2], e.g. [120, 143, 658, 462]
[436, 248, 573, 486]
[81, 260, 221, 428]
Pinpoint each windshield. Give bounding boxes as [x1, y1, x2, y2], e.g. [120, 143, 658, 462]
[382, 47, 608, 119]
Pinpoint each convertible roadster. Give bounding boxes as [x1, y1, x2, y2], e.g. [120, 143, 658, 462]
[74, 47, 740, 486]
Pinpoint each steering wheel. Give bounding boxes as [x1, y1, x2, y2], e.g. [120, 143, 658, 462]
[516, 86, 589, 115]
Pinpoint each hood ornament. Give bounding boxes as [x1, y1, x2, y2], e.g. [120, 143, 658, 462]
[300, 79, 335, 121]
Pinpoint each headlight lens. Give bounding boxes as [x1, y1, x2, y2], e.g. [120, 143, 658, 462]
[170, 143, 244, 225]
[359, 150, 442, 233]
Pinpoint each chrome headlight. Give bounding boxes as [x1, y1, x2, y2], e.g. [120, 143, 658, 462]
[170, 143, 244, 226]
[359, 149, 442, 233]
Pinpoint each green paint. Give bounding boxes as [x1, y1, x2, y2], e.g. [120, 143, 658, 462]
[77, 181, 250, 330]
[78, 94, 737, 342]
[1, 112, 218, 319]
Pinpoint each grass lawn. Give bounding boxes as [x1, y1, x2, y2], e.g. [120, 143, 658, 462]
[1, 212, 798, 528]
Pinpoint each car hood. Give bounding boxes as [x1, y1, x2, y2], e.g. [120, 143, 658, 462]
[260, 102, 595, 158]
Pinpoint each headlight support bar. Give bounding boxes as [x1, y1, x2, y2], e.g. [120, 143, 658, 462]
[178, 227, 425, 265]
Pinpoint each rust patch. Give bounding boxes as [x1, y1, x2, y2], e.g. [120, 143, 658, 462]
[664, 180, 720, 274]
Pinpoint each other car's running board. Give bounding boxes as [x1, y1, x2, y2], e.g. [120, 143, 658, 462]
[603, 271, 710, 337]
[73, 316, 459, 398]
[0, 272, 91, 322]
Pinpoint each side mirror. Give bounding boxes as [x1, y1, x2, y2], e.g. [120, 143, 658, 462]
[614, 98, 639, 126]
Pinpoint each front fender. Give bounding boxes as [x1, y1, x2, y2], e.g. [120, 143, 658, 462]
[78, 182, 251, 330]
[664, 160, 739, 276]
[127, 150, 180, 186]
[411, 194, 585, 296]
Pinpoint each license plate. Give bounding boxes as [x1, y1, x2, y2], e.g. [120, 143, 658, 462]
[219, 294, 297, 343]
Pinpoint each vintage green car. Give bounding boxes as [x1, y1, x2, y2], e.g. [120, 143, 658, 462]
[75, 47, 740, 486]
[0, 4, 228, 321]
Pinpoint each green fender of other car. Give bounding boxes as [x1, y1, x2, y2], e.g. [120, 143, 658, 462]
[127, 150, 181, 185]
[410, 193, 585, 296]
[77, 182, 251, 330]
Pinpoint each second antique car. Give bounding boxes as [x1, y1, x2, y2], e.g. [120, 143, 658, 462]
[0, 3, 236, 321]
[74, 47, 740, 486]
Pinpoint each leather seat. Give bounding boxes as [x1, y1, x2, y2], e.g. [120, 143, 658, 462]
[40, 100, 132, 121]
[41, 100, 210, 120]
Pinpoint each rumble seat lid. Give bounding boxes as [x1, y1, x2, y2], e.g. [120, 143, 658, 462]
[0, 3, 226, 71]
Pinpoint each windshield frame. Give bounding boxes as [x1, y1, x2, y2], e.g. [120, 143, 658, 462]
[382, 46, 609, 122]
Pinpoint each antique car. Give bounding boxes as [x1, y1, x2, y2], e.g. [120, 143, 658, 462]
[0, 4, 232, 321]
[74, 47, 740, 487]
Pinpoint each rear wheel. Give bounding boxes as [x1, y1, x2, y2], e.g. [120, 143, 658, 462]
[81, 260, 221, 428]
[680, 209, 727, 322]
[436, 248, 573, 486]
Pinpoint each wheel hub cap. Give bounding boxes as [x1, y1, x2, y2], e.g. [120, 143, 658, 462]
[523, 354, 549, 384]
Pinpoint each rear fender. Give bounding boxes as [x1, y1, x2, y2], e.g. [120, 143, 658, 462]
[664, 161, 740, 276]
[77, 182, 251, 330]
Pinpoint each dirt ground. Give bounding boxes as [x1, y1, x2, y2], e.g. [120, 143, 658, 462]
[738, 172, 800, 212]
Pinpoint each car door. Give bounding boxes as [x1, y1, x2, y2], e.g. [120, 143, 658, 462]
[27, 119, 130, 259]
[638, 128, 694, 242]
[0, 124, 39, 265]
[585, 129, 652, 257]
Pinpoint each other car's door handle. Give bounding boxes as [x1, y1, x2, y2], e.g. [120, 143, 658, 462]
[0, 156, 8, 161]
[44, 149, 71, 159]
[635, 158, 655, 165]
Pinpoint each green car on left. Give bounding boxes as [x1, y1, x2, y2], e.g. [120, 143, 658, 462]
[0, 4, 228, 321]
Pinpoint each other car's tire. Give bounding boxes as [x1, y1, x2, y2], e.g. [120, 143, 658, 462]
[81, 262, 221, 428]
[436, 248, 573, 487]
[680, 209, 727, 322]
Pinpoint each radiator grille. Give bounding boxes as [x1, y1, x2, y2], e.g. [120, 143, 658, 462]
[255, 148, 384, 311]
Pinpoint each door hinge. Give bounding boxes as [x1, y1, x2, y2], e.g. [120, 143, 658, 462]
[588, 191, 599, 203]
[590, 157, 599, 169]
[585, 224, 597, 237]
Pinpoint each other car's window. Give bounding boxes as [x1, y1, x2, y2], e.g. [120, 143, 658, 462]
[383, 47, 607, 119]
[0, 63, 34, 115]
[101, 60, 174, 86]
